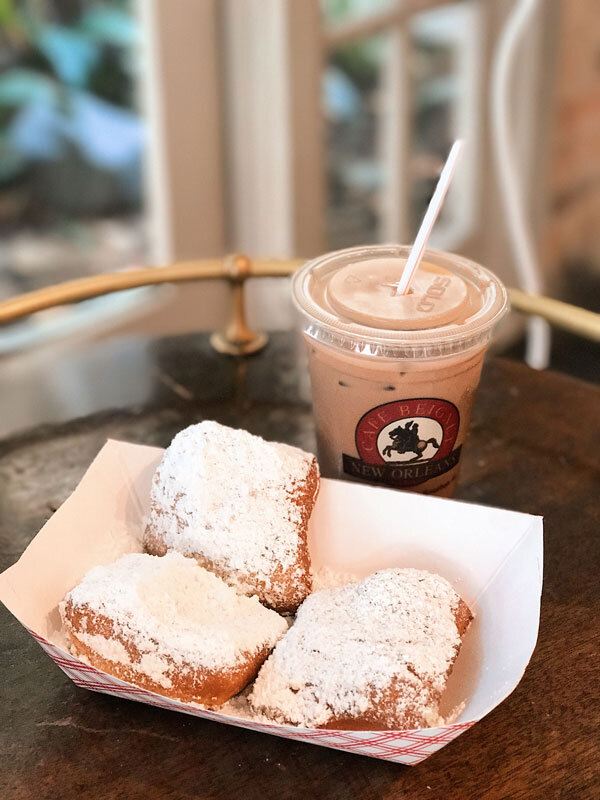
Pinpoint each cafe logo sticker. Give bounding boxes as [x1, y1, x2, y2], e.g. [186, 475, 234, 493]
[343, 398, 461, 488]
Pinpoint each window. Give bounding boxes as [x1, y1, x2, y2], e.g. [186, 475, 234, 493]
[0, 0, 149, 351]
[321, 1, 481, 251]
[1, 0, 556, 346]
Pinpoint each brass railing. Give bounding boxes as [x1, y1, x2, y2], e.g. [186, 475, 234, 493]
[0, 255, 598, 355]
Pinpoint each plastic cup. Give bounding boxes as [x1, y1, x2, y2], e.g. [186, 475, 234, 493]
[292, 244, 509, 497]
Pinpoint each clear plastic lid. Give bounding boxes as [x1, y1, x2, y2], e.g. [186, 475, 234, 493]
[292, 244, 509, 360]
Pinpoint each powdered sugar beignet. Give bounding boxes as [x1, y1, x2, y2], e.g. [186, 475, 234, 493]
[144, 421, 319, 612]
[60, 552, 288, 705]
[249, 568, 472, 730]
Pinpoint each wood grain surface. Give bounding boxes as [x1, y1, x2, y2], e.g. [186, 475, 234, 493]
[1, 333, 598, 800]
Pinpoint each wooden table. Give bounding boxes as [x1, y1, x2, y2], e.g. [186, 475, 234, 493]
[1, 333, 599, 799]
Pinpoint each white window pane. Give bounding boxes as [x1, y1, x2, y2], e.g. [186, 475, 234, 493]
[408, 2, 480, 248]
[323, 1, 480, 251]
[323, 34, 386, 249]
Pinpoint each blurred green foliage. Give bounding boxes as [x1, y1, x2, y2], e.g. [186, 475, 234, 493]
[331, 39, 383, 92]
[0, 0, 142, 220]
[322, 0, 387, 91]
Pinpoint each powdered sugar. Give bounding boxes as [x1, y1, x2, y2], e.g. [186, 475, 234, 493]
[249, 568, 466, 728]
[61, 552, 287, 687]
[144, 421, 317, 605]
[75, 631, 131, 666]
[310, 565, 360, 591]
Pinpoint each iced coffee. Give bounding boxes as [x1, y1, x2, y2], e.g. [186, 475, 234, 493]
[292, 245, 508, 497]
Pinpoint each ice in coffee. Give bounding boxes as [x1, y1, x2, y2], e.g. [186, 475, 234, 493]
[292, 245, 508, 497]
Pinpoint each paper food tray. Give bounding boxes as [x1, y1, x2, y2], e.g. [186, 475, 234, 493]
[0, 439, 543, 765]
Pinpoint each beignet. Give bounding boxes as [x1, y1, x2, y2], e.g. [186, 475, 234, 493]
[249, 568, 472, 729]
[144, 421, 319, 612]
[60, 552, 288, 705]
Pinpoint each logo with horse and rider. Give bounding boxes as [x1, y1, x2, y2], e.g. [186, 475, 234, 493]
[343, 398, 461, 488]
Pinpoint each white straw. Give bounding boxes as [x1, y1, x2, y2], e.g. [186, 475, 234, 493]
[394, 140, 464, 296]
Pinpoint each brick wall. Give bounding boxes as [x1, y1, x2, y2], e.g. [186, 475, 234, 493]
[545, 0, 600, 272]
